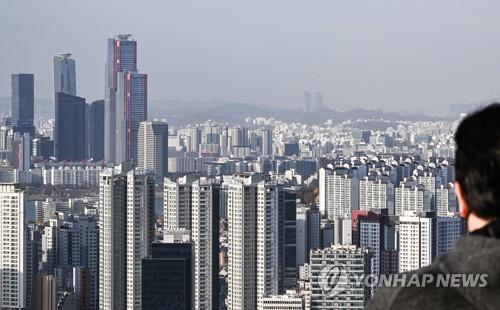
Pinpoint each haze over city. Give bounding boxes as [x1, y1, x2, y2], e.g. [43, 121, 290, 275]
[2, 0, 500, 114]
[3, 1, 500, 310]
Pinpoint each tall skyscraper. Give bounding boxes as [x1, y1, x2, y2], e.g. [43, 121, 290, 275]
[11, 73, 35, 135]
[224, 174, 285, 310]
[163, 176, 220, 309]
[115, 71, 147, 163]
[191, 178, 220, 310]
[98, 163, 155, 310]
[88, 100, 105, 160]
[138, 121, 168, 182]
[53, 53, 76, 95]
[104, 34, 147, 164]
[225, 175, 258, 310]
[141, 242, 192, 310]
[126, 170, 155, 309]
[0, 184, 26, 309]
[54, 92, 86, 161]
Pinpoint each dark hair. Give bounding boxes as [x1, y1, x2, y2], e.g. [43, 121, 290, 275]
[455, 103, 500, 218]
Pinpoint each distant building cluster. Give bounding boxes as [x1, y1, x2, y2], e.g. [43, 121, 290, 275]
[0, 33, 467, 310]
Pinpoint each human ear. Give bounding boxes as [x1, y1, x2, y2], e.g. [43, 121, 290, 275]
[455, 181, 470, 218]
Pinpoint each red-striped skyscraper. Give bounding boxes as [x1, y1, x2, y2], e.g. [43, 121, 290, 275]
[104, 34, 147, 164]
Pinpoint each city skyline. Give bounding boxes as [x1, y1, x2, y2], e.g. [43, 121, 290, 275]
[0, 2, 498, 309]
[3, 1, 500, 114]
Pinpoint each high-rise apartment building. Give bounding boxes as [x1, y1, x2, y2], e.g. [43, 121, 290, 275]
[224, 174, 288, 310]
[186, 127, 202, 153]
[351, 210, 395, 276]
[98, 163, 155, 310]
[309, 245, 371, 309]
[395, 182, 432, 216]
[191, 178, 220, 309]
[40, 215, 99, 308]
[319, 168, 359, 220]
[0, 184, 26, 309]
[256, 128, 273, 156]
[359, 176, 394, 213]
[11, 73, 35, 135]
[138, 121, 168, 182]
[163, 176, 220, 309]
[397, 212, 434, 272]
[436, 184, 458, 217]
[163, 176, 193, 231]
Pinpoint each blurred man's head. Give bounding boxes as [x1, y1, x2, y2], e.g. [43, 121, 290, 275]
[454, 103, 500, 230]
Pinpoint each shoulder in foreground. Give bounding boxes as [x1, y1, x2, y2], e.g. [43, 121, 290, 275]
[366, 264, 440, 310]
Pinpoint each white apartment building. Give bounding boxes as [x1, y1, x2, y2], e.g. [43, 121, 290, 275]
[256, 181, 280, 309]
[163, 176, 192, 231]
[42, 164, 106, 187]
[225, 175, 259, 310]
[395, 182, 431, 216]
[436, 184, 458, 217]
[360, 221, 381, 275]
[225, 174, 283, 310]
[0, 184, 26, 309]
[359, 176, 394, 213]
[99, 164, 155, 310]
[138, 121, 169, 182]
[319, 168, 359, 220]
[397, 213, 433, 272]
[191, 178, 220, 310]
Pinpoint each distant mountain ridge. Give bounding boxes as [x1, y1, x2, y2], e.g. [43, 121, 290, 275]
[148, 99, 446, 125]
[0, 97, 445, 126]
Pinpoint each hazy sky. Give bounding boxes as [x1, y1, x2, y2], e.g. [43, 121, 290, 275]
[2, 0, 500, 113]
